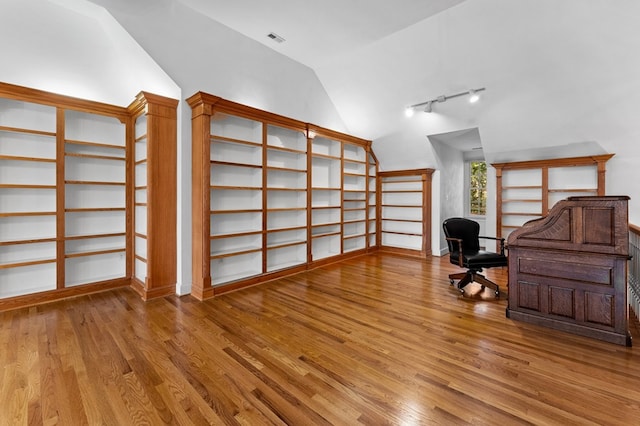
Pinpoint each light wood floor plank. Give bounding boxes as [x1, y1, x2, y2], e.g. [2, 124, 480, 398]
[1, 252, 639, 425]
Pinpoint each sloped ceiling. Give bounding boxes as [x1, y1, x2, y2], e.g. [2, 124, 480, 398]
[173, 1, 639, 165]
[177, 0, 467, 70]
[87, 0, 640, 168]
[1, 0, 180, 105]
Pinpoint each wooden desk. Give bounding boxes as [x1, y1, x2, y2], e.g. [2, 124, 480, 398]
[506, 196, 631, 346]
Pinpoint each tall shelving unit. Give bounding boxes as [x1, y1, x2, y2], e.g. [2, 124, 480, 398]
[342, 143, 368, 253]
[308, 125, 376, 264]
[492, 155, 614, 240]
[133, 110, 149, 285]
[265, 124, 308, 272]
[63, 110, 127, 287]
[309, 135, 342, 261]
[0, 82, 177, 311]
[189, 92, 377, 300]
[128, 92, 178, 300]
[367, 151, 378, 249]
[208, 113, 264, 286]
[379, 169, 434, 257]
[1, 97, 59, 299]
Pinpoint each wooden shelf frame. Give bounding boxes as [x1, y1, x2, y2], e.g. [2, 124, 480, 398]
[0, 82, 178, 310]
[378, 169, 434, 257]
[492, 154, 614, 241]
[188, 92, 377, 300]
[128, 92, 178, 300]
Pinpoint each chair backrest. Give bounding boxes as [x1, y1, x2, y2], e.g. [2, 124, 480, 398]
[443, 217, 481, 253]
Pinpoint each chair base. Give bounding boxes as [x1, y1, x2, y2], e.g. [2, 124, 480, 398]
[449, 270, 500, 297]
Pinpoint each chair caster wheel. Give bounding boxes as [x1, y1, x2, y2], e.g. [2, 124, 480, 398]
[459, 289, 465, 294]
[449, 279, 454, 285]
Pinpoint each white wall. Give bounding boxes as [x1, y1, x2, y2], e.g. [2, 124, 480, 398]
[430, 140, 464, 255]
[347, 0, 640, 226]
[0, 0, 179, 105]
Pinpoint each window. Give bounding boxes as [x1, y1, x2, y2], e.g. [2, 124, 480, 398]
[469, 161, 487, 215]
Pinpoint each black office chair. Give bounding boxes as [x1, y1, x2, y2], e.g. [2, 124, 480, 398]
[443, 217, 507, 297]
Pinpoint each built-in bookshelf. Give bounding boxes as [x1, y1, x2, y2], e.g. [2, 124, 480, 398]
[342, 143, 368, 253]
[0, 82, 177, 310]
[128, 92, 178, 300]
[133, 112, 148, 285]
[379, 169, 434, 257]
[208, 113, 264, 285]
[188, 92, 377, 300]
[64, 110, 127, 287]
[308, 126, 378, 265]
[367, 151, 378, 248]
[266, 124, 308, 272]
[310, 136, 342, 261]
[0, 97, 59, 299]
[492, 155, 614, 240]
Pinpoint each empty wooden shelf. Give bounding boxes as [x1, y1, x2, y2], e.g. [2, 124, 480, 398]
[0, 82, 177, 310]
[378, 169, 434, 257]
[188, 92, 378, 300]
[493, 155, 613, 241]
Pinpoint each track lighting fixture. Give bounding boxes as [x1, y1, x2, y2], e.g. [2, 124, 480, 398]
[469, 89, 480, 103]
[405, 87, 485, 115]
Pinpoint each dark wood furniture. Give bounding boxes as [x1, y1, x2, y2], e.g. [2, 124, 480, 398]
[506, 196, 631, 346]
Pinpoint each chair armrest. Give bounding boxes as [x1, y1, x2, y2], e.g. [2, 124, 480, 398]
[445, 237, 464, 266]
[479, 236, 506, 255]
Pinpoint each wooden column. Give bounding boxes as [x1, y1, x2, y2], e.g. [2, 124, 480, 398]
[495, 166, 503, 240]
[596, 157, 608, 196]
[421, 169, 433, 256]
[129, 92, 179, 300]
[186, 92, 216, 300]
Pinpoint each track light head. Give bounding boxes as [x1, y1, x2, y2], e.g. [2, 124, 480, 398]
[404, 87, 485, 117]
[469, 89, 480, 103]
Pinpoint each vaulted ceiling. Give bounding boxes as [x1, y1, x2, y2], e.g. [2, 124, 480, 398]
[176, 0, 476, 146]
[85, 0, 640, 169]
[178, 0, 467, 70]
[180, 1, 637, 163]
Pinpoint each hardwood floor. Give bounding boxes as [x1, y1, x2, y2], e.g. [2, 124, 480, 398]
[1, 253, 639, 425]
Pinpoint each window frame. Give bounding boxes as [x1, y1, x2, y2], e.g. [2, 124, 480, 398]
[466, 160, 487, 217]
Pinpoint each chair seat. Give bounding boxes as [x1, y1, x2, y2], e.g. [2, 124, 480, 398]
[450, 251, 508, 269]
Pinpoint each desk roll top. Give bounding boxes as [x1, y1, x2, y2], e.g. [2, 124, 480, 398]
[506, 196, 631, 346]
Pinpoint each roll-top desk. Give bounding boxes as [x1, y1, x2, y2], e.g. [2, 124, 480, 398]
[506, 196, 631, 346]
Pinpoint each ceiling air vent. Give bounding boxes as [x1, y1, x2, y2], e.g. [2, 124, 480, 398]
[267, 32, 285, 43]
